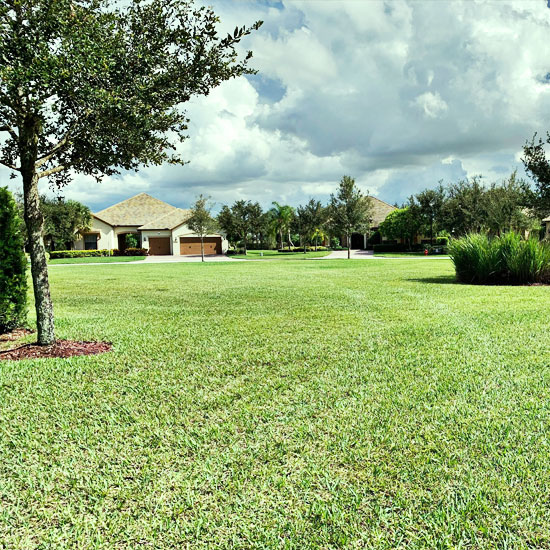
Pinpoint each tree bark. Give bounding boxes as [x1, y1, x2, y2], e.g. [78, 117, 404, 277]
[201, 236, 204, 262]
[347, 233, 351, 259]
[20, 117, 56, 345]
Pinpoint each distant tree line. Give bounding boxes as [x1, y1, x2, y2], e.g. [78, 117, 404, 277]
[214, 176, 374, 258]
[379, 171, 541, 249]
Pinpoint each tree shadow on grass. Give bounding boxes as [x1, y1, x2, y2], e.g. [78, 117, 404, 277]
[407, 275, 458, 285]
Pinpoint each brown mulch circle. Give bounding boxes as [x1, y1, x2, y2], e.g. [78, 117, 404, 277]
[0, 340, 112, 361]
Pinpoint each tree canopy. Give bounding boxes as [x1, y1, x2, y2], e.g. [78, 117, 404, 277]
[0, 0, 261, 344]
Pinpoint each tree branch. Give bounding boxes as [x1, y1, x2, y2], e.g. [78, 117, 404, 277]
[36, 133, 70, 167]
[0, 124, 18, 141]
[0, 158, 19, 171]
[37, 164, 66, 179]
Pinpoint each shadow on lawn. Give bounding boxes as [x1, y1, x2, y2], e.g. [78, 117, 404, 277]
[407, 275, 457, 285]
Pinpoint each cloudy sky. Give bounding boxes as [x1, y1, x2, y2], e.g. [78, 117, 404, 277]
[5, 0, 550, 212]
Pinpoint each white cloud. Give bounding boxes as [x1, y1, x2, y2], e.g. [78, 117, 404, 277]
[3, 0, 550, 209]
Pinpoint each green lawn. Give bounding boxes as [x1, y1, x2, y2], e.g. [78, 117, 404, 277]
[48, 256, 146, 264]
[232, 249, 330, 260]
[2, 259, 550, 548]
[374, 252, 449, 258]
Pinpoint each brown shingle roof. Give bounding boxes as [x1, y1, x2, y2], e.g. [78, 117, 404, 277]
[94, 193, 178, 226]
[370, 196, 397, 227]
[138, 208, 192, 230]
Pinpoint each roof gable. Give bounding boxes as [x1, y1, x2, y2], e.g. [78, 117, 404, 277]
[138, 208, 192, 230]
[370, 197, 397, 227]
[94, 193, 178, 226]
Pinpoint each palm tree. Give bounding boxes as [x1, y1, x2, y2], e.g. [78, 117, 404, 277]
[270, 202, 295, 250]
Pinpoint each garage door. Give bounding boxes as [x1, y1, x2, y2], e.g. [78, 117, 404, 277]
[148, 237, 171, 255]
[180, 237, 221, 255]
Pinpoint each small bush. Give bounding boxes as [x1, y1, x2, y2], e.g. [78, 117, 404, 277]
[122, 247, 148, 256]
[49, 249, 112, 259]
[373, 243, 406, 253]
[0, 188, 27, 333]
[449, 232, 550, 284]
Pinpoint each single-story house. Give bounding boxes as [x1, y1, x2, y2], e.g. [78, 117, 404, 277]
[342, 197, 398, 249]
[74, 193, 228, 256]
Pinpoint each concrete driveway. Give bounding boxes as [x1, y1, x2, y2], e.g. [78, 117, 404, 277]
[317, 249, 375, 259]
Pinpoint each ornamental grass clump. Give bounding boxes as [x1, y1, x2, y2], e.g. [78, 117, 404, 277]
[0, 188, 27, 333]
[449, 231, 550, 284]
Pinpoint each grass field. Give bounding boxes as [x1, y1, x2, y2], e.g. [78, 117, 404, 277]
[232, 249, 330, 260]
[1, 258, 550, 548]
[48, 256, 145, 264]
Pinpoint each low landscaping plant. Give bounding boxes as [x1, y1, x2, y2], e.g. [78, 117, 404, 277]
[448, 231, 550, 284]
[0, 188, 27, 333]
[49, 249, 112, 259]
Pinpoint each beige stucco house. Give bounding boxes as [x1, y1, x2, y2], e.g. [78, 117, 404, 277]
[74, 193, 228, 256]
[343, 196, 398, 248]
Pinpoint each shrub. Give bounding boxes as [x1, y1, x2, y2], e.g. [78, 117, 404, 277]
[123, 247, 148, 256]
[448, 232, 550, 284]
[0, 188, 27, 333]
[373, 243, 406, 253]
[49, 249, 112, 259]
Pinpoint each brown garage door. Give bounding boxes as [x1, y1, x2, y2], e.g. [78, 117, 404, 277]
[180, 237, 221, 255]
[148, 237, 171, 255]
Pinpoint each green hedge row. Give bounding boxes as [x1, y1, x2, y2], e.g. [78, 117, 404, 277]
[49, 249, 113, 259]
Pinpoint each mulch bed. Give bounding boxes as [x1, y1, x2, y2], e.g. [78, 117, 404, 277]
[0, 339, 112, 361]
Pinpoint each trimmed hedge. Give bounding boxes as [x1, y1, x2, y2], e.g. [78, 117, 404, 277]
[449, 232, 550, 284]
[0, 188, 27, 333]
[113, 248, 148, 257]
[49, 249, 112, 259]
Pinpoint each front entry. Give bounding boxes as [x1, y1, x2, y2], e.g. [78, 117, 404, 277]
[148, 237, 171, 255]
[180, 237, 221, 255]
[351, 233, 366, 249]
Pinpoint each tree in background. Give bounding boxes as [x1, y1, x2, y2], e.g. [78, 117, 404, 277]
[187, 196, 218, 262]
[41, 197, 92, 251]
[440, 177, 487, 236]
[270, 202, 295, 250]
[0, 188, 27, 333]
[297, 199, 326, 252]
[0, 0, 261, 344]
[415, 184, 445, 245]
[379, 207, 422, 250]
[482, 172, 535, 235]
[522, 133, 550, 216]
[328, 176, 373, 259]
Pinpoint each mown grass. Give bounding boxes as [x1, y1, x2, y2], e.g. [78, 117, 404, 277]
[232, 249, 330, 260]
[1, 259, 550, 548]
[48, 256, 146, 264]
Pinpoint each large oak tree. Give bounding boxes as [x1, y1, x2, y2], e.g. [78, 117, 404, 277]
[0, 0, 261, 344]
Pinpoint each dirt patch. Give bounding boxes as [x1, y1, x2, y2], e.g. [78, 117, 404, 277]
[0, 340, 112, 361]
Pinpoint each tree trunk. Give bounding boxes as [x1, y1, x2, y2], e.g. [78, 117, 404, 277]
[243, 238, 247, 256]
[201, 236, 205, 262]
[315, 236, 318, 252]
[20, 118, 56, 345]
[347, 233, 351, 259]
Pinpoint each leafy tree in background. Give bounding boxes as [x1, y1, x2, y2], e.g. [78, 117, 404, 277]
[328, 176, 373, 259]
[482, 172, 535, 235]
[440, 177, 487, 236]
[415, 184, 445, 245]
[297, 199, 326, 252]
[379, 207, 422, 250]
[41, 197, 92, 251]
[187, 195, 218, 262]
[522, 133, 550, 215]
[0, 188, 27, 333]
[0, 0, 262, 344]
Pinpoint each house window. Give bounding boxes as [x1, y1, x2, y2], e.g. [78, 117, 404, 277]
[84, 234, 98, 250]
